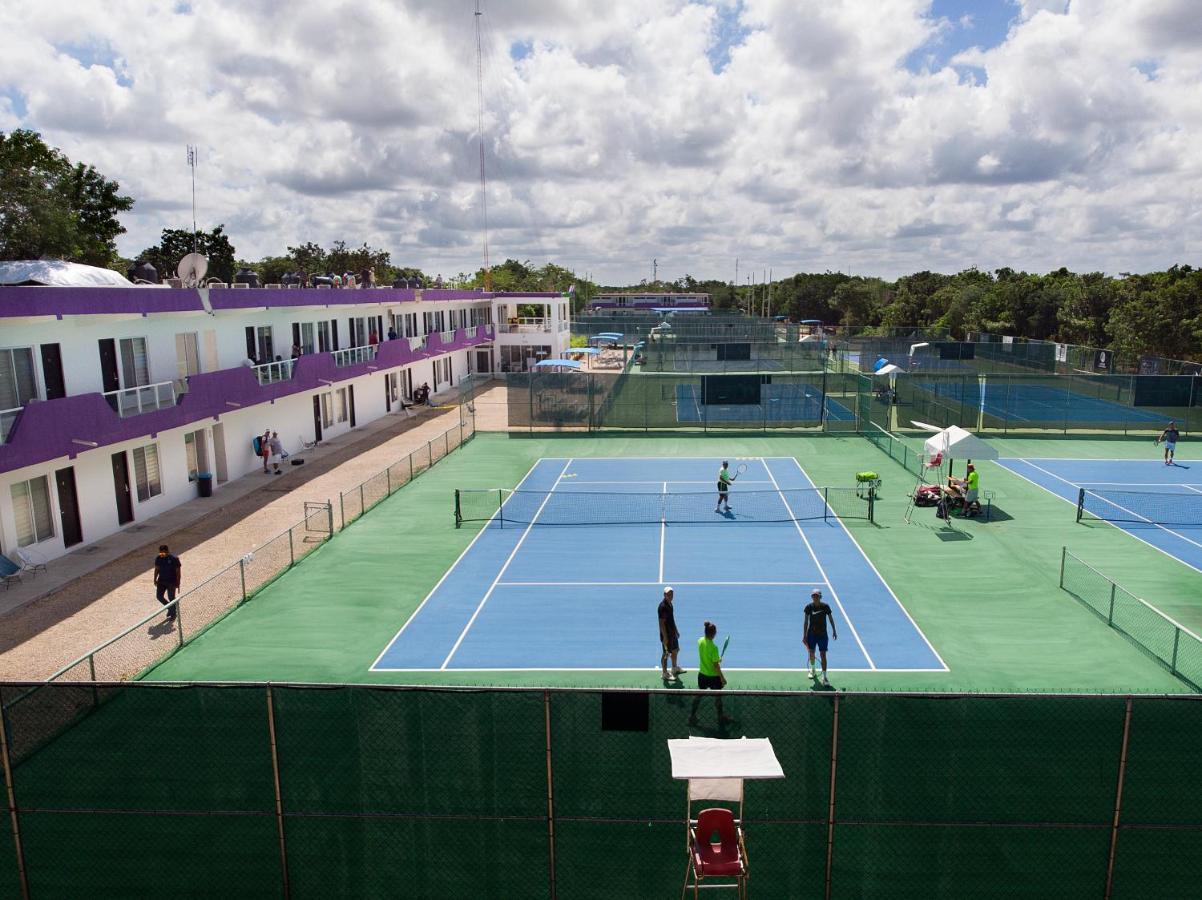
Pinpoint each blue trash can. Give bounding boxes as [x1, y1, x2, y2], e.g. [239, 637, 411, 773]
[197, 472, 213, 498]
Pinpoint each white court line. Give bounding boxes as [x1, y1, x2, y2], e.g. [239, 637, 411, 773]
[658, 482, 667, 584]
[374, 666, 948, 673]
[497, 581, 828, 587]
[439, 459, 573, 670]
[761, 459, 875, 669]
[369, 457, 545, 671]
[1079, 482, 1202, 487]
[1000, 460, 1202, 577]
[781, 457, 949, 672]
[1183, 485, 1202, 496]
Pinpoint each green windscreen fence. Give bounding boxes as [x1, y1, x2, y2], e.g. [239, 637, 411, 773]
[0, 683, 1199, 898]
[506, 370, 865, 432]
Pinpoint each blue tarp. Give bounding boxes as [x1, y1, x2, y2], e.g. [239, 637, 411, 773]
[534, 359, 583, 370]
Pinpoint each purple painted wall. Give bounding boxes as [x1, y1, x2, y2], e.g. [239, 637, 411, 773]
[0, 326, 493, 475]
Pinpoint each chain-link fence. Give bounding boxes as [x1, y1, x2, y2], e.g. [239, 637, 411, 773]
[0, 683, 1198, 898]
[1060, 548, 1202, 690]
[337, 415, 475, 529]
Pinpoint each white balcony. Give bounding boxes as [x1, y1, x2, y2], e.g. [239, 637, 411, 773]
[332, 345, 377, 367]
[438, 329, 457, 344]
[252, 358, 295, 385]
[103, 380, 177, 418]
[408, 335, 426, 352]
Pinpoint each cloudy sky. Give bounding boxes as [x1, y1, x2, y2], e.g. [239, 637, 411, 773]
[1, 0, 1199, 283]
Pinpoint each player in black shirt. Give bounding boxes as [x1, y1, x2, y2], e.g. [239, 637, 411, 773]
[1157, 421, 1180, 466]
[658, 587, 685, 679]
[803, 589, 838, 684]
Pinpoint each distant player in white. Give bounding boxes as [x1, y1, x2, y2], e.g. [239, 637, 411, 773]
[1157, 421, 1180, 466]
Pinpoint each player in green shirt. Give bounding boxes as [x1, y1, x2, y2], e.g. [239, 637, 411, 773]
[715, 461, 735, 513]
[689, 621, 733, 726]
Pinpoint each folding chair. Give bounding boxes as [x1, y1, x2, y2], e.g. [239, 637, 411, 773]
[15, 548, 47, 575]
[0, 554, 22, 589]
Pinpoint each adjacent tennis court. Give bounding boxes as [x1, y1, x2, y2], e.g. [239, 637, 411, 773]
[919, 380, 1171, 424]
[674, 383, 857, 425]
[998, 456, 1202, 573]
[372, 456, 945, 673]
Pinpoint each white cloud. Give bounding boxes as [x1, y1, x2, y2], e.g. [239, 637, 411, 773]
[0, 0, 1200, 281]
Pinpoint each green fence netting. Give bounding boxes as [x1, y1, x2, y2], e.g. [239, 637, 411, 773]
[1, 683, 1200, 899]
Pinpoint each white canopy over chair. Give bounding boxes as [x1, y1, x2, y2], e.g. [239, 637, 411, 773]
[922, 425, 998, 461]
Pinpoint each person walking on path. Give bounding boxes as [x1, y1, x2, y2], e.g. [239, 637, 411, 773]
[259, 429, 273, 474]
[269, 432, 288, 474]
[154, 544, 182, 621]
[689, 621, 733, 725]
[658, 587, 686, 680]
[803, 589, 838, 684]
[1157, 421, 1180, 465]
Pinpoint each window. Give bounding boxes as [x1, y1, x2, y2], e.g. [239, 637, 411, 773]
[320, 392, 334, 428]
[336, 388, 348, 423]
[184, 429, 207, 482]
[317, 321, 331, 353]
[387, 372, 400, 403]
[434, 357, 453, 386]
[10, 476, 54, 546]
[434, 310, 446, 332]
[300, 323, 316, 355]
[175, 332, 200, 378]
[119, 337, 149, 388]
[422, 312, 433, 335]
[132, 444, 162, 502]
[0, 347, 38, 410]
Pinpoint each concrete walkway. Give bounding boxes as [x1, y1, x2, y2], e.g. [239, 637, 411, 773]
[0, 392, 475, 681]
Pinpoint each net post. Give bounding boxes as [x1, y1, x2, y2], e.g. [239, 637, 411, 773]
[498, 489, 505, 528]
[823, 487, 829, 522]
[824, 692, 840, 900]
[543, 689, 557, 900]
[1108, 583, 1116, 626]
[454, 490, 462, 529]
[868, 486, 875, 524]
[1059, 547, 1066, 589]
[1076, 488, 1085, 522]
[1103, 697, 1134, 900]
[264, 685, 292, 899]
[0, 692, 31, 900]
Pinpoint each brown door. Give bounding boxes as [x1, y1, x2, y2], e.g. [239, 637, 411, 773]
[41, 344, 66, 399]
[348, 385, 356, 427]
[98, 339, 120, 410]
[111, 451, 134, 525]
[55, 466, 83, 547]
[312, 395, 323, 443]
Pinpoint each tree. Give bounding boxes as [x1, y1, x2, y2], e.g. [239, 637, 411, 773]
[139, 225, 236, 283]
[0, 129, 133, 266]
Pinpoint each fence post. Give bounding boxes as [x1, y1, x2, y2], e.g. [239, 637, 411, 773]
[240, 557, 248, 603]
[445, 430, 450, 457]
[428, 440, 433, 465]
[326, 500, 334, 537]
[175, 605, 184, 647]
[824, 693, 841, 900]
[409, 452, 414, 482]
[1103, 697, 1133, 900]
[0, 696, 30, 900]
[265, 685, 292, 899]
[1171, 629, 1181, 675]
[544, 690, 557, 900]
[1108, 583, 1116, 626]
[339, 492, 346, 531]
[288, 527, 295, 567]
[1059, 547, 1066, 588]
[359, 483, 365, 514]
[386, 465, 391, 496]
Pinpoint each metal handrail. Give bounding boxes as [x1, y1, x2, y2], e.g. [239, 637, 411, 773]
[331, 345, 377, 367]
[0, 405, 22, 443]
[102, 380, 176, 417]
[253, 359, 295, 385]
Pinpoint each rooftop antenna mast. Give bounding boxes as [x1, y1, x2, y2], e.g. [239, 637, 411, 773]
[475, 1, 491, 291]
[186, 145, 198, 256]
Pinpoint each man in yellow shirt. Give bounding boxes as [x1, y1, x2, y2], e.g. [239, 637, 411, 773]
[689, 621, 733, 726]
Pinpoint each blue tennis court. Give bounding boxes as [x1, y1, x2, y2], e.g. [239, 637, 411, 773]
[373, 457, 945, 673]
[919, 381, 1170, 425]
[998, 456, 1202, 573]
[674, 384, 857, 424]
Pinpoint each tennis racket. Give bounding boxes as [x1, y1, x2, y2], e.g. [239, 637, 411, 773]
[721, 635, 730, 657]
[735, 463, 749, 479]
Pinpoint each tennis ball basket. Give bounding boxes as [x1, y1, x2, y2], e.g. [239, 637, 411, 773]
[855, 471, 881, 500]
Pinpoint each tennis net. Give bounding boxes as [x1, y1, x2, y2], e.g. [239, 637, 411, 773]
[1076, 487, 1202, 526]
[455, 485, 874, 527]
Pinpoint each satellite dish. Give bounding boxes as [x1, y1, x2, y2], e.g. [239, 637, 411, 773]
[177, 253, 209, 288]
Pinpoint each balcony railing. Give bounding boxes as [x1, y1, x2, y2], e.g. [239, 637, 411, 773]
[438, 330, 457, 344]
[332, 345, 377, 367]
[0, 405, 22, 443]
[253, 358, 295, 385]
[103, 380, 177, 418]
[408, 336, 426, 352]
[497, 318, 552, 334]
